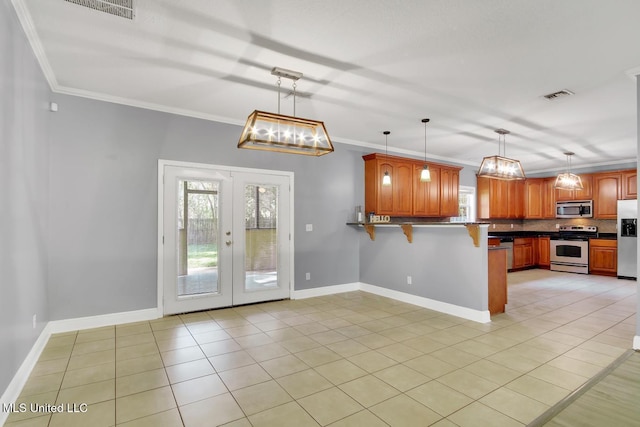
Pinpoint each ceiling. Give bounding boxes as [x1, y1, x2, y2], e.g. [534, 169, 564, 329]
[13, 0, 640, 173]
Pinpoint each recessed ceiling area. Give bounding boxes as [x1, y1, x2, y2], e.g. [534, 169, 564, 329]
[12, 0, 640, 173]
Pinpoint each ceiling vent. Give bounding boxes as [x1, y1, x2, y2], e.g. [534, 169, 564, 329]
[543, 89, 574, 100]
[64, 0, 134, 20]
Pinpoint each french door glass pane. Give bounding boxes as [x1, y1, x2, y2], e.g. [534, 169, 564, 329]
[177, 179, 220, 296]
[244, 184, 278, 290]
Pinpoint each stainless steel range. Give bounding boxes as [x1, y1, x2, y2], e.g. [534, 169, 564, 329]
[550, 225, 598, 274]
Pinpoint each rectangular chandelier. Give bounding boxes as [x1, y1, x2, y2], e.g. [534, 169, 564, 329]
[477, 155, 526, 180]
[238, 110, 334, 156]
[554, 172, 584, 190]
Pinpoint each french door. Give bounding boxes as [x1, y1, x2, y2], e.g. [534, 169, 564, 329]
[159, 161, 292, 315]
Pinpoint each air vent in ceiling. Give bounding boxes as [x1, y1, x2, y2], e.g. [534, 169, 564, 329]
[64, 0, 134, 20]
[543, 89, 574, 100]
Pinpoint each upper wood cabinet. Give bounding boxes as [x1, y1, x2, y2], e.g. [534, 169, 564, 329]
[365, 156, 413, 216]
[482, 169, 635, 221]
[525, 179, 544, 219]
[413, 163, 441, 216]
[593, 172, 621, 219]
[477, 177, 506, 219]
[440, 167, 460, 217]
[508, 180, 525, 219]
[525, 178, 556, 219]
[363, 153, 461, 217]
[477, 177, 524, 219]
[542, 178, 557, 218]
[555, 174, 592, 201]
[622, 170, 637, 200]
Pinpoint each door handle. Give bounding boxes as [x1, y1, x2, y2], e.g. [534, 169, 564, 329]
[226, 240, 232, 246]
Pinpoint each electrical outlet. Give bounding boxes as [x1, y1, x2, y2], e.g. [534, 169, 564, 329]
[492, 224, 496, 229]
[305, 272, 310, 280]
[305, 224, 313, 232]
[407, 276, 412, 285]
[511, 224, 514, 229]
[32, 314, 36, 329]
[556, 224, 560, 229]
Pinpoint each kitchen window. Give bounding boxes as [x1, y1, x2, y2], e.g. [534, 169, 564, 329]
[451, 186, 476, 222]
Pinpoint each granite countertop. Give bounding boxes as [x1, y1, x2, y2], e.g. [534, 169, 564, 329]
[348, 221, 491, 226]
[488, 231, 617, 240]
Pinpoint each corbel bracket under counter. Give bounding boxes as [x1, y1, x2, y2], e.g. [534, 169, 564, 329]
[348, 222, 489, 246]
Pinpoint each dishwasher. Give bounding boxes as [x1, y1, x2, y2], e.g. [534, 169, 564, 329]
[498, 238, 514, 270]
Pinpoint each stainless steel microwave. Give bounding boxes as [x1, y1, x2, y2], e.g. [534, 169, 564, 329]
[556, 200, 593, 218]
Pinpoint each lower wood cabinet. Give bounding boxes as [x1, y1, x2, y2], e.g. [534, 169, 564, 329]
[488, 248, 507, 314]
[589, 239, 617, 276]
[537, 236, 550, 268]
[513, 237, 534, 269]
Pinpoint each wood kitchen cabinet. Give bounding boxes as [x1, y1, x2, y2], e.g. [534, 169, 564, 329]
[593, 172, 620, 219]
[363, 153, 461, 217]
[440, 167, 460, 217]
[477, 176, 524, 219]
[364, 154, 413, 216]
[488, 248, 508, 314]
[542, 178, 557, 218]
[621, 170, 637, 200]
[527, 178, 556, 219]
[413, 164, 441, 216]
[513, 237, 534, 269]
[508, 180, 525, 219]
[537, 236, 550, 268]
[525, 179, 544, 219]
[477, 176, 507, 219]
[555, 174, 592, 201]
[589, 239, 617, 276]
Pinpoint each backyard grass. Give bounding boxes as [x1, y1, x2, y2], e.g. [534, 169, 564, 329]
[188, 243, 218, 268]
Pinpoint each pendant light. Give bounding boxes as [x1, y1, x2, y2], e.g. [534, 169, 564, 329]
[477, 129, 526, 180]
[382, 131, 391, 186]
[420, 118, 431, 182]
[555, 152, 584, 190]
[238, 67, 334, 156]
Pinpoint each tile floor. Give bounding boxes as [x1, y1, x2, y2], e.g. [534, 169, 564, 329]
[4, 270, 637, 426]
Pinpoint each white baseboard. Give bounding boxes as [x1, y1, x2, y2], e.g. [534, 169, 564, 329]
[359, 283, 491, 324]
[293, 281, 490, 324]
[634, 335, 640, 350]
[47, 307, 161, 334]
[0, 307, 161, 424]
[292, 282, 360, 299]
[0, 326, 50, 425]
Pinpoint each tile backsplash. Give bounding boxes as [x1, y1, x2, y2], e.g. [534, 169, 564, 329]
[487, 218, 616, 234]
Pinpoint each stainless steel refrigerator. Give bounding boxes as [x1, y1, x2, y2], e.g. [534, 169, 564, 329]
[617, 199, 637, 279]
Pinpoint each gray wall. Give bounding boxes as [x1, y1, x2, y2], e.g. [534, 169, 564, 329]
[47, 93, 366, 320]
[359, 226, 488, 311]
[637, 75, 640, 340]
[0, 1, 51, 395]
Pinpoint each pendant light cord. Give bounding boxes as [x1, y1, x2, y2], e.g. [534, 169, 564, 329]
[293, 81, 297, 117]
[423, 119, 428, 162]
[276, 77, 281, 114]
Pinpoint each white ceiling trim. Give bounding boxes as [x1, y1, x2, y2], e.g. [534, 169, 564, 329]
[11, 0, 58, 89]
[626, 65, 640, 79]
